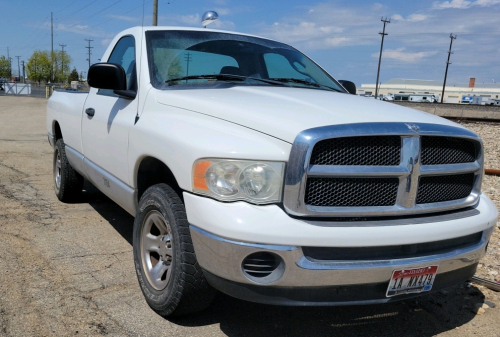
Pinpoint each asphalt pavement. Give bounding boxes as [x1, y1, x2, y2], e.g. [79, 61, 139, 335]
[0, 96, 499, 337]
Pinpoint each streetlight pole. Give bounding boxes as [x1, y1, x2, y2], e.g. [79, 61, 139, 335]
[440, 34, 457, 103]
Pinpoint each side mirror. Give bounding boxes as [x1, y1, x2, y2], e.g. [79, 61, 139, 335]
[338, 80, 357, 95]
[88, 63, 127, 90]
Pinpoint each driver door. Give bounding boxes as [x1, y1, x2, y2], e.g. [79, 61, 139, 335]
[81, 35, 138, 187]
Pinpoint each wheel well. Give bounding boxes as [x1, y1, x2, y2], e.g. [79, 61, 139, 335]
[137, 157, 183, 202]
[54, 122, 63, 141]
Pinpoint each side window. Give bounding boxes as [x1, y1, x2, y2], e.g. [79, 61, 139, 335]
[100, 36, 136, 95]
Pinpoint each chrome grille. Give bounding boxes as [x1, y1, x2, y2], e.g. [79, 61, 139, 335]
[305, 178, 399, 207]
[310, 136, 401, 166]
[421, 136, 477, 165]
[416, 173, 475, 204]
[284, 123, 483, 217]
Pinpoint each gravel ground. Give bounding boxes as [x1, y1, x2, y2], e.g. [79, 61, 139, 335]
[0, 97, 499, 337]
[456, 121, 500, 295]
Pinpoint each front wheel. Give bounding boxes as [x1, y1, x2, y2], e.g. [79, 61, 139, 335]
[133, 184, 215, 317]
[53, 139, 83, 202]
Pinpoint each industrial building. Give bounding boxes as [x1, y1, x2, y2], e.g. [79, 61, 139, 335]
[359, 78, 500, 103]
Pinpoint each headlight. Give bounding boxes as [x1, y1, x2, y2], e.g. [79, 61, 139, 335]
[193, 159, 285, 204]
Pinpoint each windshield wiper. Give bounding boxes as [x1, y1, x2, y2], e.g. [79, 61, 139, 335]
[166, 74, 285, 86]
[268, 78, 343, 92]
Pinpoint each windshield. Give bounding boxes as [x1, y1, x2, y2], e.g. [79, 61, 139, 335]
[146, 30, 345, 92]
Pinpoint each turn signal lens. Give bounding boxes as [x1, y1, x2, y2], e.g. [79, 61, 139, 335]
[193, 160, 211, 190]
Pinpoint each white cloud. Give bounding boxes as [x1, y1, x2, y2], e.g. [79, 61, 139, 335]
[373, 48, 438, 63]
[392, 13, 427, 21]
[407, 14, 428, 21]
[108, 15, 139, 23]
[433, 0, 500, 9]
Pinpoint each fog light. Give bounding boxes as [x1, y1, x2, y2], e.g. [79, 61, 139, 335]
[242, 252, 285, 284]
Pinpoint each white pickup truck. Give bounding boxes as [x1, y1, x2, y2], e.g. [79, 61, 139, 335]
[47, 26, 498, 316]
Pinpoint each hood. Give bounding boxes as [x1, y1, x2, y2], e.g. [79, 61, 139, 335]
[156, 86, 459, 143]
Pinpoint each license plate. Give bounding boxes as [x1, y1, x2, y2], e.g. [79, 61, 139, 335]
[386, 265, 438, 297]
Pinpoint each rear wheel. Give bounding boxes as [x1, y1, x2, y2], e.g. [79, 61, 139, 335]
[133, 183, 215, 316]
[53, 139, 83, 202]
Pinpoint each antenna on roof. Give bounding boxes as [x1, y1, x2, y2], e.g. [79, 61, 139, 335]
[201, 11, 218, 28]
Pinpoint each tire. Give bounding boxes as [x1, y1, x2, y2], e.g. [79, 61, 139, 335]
[53, 139, 83, 202]
[133, 183, 216, 317]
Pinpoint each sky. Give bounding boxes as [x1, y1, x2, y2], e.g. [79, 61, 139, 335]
[1, 0, 499, 87]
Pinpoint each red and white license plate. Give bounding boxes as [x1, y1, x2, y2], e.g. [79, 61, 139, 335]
[386, 265, 439, 297]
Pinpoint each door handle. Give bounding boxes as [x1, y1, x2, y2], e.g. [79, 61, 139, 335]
[85, 108, 95, 117]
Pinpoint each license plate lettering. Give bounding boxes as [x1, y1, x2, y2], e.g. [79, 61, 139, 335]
[386, 265, 438, 297]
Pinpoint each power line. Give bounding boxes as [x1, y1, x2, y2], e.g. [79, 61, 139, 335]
[57, 0, 100, 23]
[440, 34, 457, 103]
[375, 17, 390, 99]
[55, 0, 79, 14]
[59, 0, 125, 30]
[85, 39, 94, 69]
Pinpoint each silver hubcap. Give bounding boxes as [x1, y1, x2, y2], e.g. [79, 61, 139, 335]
[54, 150, 62, 191]
[141, 210, 174, 290]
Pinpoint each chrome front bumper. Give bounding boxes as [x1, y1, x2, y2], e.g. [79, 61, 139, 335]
[190, 225, 493, 304]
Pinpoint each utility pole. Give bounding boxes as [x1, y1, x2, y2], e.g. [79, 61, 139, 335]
[15, 56, 20, 81]
[34, 58, 38, 84]
[153, 0, 158, 26]
[60, 44, 66, 82]
[51, 12, 54, 82]
[21, 61, 25, 83]
[85, 39, 94, 69]
[7, 47, 11, 78]
[184, 52, 192, 82]
[375, 17, 390, 100]
[440, 34, 457, 103]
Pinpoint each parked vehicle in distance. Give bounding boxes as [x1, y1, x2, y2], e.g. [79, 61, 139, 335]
[472, 96, 498, 105]
[47, 26, 498, 317]
[393, 93, 438, 103]
[461, 95, 474, 104]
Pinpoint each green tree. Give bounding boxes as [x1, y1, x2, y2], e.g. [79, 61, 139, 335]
[53, 50, 72, 83]
[68, 68, 79, 82]
[0, 55, 10, 78]
[26, 50, 51, 84]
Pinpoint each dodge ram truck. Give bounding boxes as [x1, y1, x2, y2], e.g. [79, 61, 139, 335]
[47, 26, 498, 316]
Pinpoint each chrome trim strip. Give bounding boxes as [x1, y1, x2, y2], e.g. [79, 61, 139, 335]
[303, 208, 480, 227]
[284, 122, 484, 217]
[308, 165, 408, 177]
[190, 226, 298, 251]
[47, 132, 55, 148]
[83, 158, 138, 216]
[420, 162, 481, 175]
[65, 145, 87, 179]
[296, 228, 491, 270]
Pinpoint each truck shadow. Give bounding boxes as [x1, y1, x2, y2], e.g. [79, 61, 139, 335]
[80, 180, 485, 337]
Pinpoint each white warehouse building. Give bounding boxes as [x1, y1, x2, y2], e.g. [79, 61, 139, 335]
[359, 78, 500, 104]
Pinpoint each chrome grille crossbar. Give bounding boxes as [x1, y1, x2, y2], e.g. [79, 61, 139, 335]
[284, 122, 483, 217]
